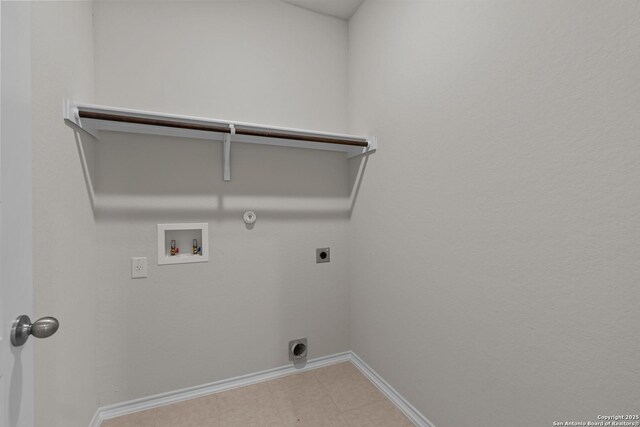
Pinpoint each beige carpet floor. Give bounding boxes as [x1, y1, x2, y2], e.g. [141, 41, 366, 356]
[102, 361, 414, 426]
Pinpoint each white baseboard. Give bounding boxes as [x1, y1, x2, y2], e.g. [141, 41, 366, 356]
[350, 352, 435, 427]
[87, 410, 100, 427]
[90, 352, 351, 427]
[90, 351, 433, 427]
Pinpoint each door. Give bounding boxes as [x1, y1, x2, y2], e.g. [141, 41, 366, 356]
[1, 2, 35, 427]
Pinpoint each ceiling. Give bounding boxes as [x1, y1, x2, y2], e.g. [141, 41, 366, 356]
[282, 0, 365, 20]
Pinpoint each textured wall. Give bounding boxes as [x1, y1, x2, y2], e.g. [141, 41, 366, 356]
[92, 1, 351, 405]
[348, 1, 640, 426]
[31, 2, 98, 427]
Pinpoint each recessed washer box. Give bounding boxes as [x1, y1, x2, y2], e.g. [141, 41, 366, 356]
[157, 223, 209, 265]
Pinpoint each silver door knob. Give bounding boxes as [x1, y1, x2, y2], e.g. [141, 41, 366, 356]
[10, 315, 59, 347]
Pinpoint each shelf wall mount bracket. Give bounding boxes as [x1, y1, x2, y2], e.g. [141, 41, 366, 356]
[223, 124, 234, 182]
[63, 99, 98, 138]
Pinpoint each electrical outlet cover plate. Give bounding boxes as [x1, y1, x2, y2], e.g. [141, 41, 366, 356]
[131, 257, 147, 278]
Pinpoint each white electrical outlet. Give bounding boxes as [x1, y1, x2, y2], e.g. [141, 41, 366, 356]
[131, 257, 147, 279]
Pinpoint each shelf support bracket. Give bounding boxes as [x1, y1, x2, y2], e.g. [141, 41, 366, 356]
[223, 124, 235, 182]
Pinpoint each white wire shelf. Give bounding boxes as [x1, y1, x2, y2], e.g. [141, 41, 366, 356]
[63, 99, 377, 181]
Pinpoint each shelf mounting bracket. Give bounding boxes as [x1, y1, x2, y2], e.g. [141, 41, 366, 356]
[223, 124, 234, 181]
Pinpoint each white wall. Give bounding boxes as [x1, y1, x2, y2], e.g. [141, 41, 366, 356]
[94, 1, 348, 130]
[31, 2, 98, 427]
[348, 1, 640, 426]
[91, 1, 351, 405]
